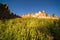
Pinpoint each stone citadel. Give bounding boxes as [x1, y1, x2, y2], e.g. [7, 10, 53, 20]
[22, 10, 58, 19]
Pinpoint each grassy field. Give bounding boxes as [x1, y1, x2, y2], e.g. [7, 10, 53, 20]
[0, 18, 60, 40]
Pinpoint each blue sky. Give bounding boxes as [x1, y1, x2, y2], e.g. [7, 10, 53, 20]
[0, 0, 60, 17]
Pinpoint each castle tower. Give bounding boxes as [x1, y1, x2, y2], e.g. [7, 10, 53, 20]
[40, 10, 46, 16]
[41, 10, 45, 13]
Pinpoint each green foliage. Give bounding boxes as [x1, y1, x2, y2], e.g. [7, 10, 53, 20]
[0, 18, 60, 40]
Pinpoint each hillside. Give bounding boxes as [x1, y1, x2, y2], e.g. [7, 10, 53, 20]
[0, 18, 60, 40]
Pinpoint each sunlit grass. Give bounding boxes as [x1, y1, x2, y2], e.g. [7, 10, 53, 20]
[0, 18, 60, 40]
